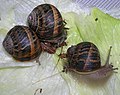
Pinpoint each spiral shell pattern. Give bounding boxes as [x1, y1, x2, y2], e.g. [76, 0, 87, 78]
[67, 42, 101, 72]
[3, 25, 42, 61]
[27, 4, 64, 40]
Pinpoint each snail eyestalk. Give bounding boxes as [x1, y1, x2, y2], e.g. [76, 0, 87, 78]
[105, 46, 112, 66]
[104, 46, 118, 71]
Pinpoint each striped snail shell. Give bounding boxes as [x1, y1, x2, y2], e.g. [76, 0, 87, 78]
[27, 4, 65, 40]
[67, 42, 101, 72]
[62, 42, 118, 78]
[2, 25, 42, 61]
[27, 4, 67, 54]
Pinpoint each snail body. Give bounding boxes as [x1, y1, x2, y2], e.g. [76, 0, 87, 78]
[61, 42, 118, 78]
[27, 4, 67, 54]
[32, 42, 118, 84]
[3, 25, 42, 62]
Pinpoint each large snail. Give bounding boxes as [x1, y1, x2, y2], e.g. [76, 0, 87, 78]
[60, 42, 118, 79]
[2, 25, 42, 62]
[32, 42, 118, 85]
[27, 4, 67, 54]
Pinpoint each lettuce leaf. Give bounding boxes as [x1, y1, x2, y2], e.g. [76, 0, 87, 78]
[55, 8, 120, 95]
[0, 1, 120, 95]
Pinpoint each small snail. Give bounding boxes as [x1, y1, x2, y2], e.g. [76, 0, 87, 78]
[60, 42, 118, 79]
[27, 4, 67, 54]
[33, 42, 118, 84]
[2, 25, 42, 62]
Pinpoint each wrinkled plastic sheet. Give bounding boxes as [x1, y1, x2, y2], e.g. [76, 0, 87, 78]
[0, 0, 120, 95]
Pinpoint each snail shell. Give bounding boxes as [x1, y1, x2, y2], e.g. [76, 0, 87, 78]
[67, 42, 101, 72]
[62, 42, 118, 78]
[27, 4, 65, 40]
[27, 4, 67, 54]
[2, 25, 42, 61]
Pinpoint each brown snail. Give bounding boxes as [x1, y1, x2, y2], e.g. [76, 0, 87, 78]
[27, 4, 67, 54]
[60, 42, 118, 79]
[32, 42, 118, 94]
[33, 42, 118, 84]
[2, 25, 42, 62]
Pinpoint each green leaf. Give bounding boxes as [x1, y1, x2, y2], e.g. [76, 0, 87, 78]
[54, 8, 120, 95]
[0, 3, 120, 95]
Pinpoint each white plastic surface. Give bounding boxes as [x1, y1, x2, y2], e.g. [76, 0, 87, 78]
[0, 0, 120, 95]
[74, 0, 120, 18]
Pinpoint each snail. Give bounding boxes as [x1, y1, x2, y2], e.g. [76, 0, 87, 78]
[27, 4, 67, 54]
[32, 42, 118, 93]
[2, 25, 42, 62]
[33, 42, 118, 84]
[59, 42, 118, 79]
